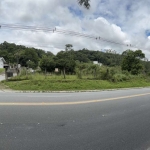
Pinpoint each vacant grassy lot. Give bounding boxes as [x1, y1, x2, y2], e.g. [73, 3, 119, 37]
[2, 73, 150, 91]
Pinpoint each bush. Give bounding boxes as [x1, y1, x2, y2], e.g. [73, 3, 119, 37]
[111, 73, 130, 82]
[146, 72, 150, 76]
[122, 70, 130, 76]
[20, 67, 28, 76]
[99, 68, 113, 80]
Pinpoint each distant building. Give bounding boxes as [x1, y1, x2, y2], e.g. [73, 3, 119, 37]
[101, 49, 117, 54]
[93, 61, 102, 66]
[0, 57, 6, 68]
[142, 58, 148, 61]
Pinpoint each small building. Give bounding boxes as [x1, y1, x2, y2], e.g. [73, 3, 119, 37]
[0, 57, 6, 68]
[93, 61, 102, 66]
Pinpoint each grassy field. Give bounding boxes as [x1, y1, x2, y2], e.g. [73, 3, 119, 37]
[2, 73, 150, 91]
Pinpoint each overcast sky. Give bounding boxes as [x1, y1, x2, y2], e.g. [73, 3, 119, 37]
[1, 0, 150, 59]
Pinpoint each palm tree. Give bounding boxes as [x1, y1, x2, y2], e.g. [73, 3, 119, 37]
[78, 0, 90, 9]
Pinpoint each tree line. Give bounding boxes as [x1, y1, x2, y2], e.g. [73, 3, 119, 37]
[0, 41, 149, 79]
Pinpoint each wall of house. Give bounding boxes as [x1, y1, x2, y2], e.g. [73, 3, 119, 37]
[0, 60, 4, 68]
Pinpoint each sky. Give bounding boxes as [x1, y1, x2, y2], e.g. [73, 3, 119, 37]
[0, 0, 150, 59]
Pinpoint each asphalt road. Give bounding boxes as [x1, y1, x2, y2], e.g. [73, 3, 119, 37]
[1, 88, 150, 150]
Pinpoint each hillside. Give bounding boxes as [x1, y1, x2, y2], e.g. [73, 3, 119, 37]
[0, 41, 123, 68]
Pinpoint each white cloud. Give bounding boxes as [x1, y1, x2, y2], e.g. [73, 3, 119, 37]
[0, 0, 150, 58]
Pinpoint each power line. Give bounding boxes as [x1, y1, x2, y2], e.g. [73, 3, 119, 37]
[0, 23, 54, 32]
[0, 23, 130, 45]
[0, 23, 145, 50]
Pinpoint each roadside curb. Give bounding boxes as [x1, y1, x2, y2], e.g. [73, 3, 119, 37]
[2, 86, 149, 93]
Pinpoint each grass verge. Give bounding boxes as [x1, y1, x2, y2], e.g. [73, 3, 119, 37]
[0, 82, 10, 90]
[2, 74, 150, 91]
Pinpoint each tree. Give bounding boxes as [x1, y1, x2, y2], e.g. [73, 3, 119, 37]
[26, 60, 37, 69]
[56, 50, 75, 78]
[74, 51, 90, 62]
[75, 62, 88, 79]
[19, 48, 39, 68]
[88, 64, 100, 78]
[121, 50, 145, 75]
[40, 56, 56, 72]
[78, 0, 90, 9]
[56, 58, 69, 79]
[56, 44, 75, 78]
[143, 61, 150, 75]
[65, 44, 73, 51]
[0, 41, 48, 66]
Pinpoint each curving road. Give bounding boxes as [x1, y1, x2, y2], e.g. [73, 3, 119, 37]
[1, 88, 150, 150]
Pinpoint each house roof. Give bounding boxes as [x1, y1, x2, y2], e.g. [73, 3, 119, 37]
[0, 57, 6, 63]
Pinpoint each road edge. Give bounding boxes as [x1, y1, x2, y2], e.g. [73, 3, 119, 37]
[1, 86, 150, 93]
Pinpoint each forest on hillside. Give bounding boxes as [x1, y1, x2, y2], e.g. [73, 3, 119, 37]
[0, 41, 122, 67]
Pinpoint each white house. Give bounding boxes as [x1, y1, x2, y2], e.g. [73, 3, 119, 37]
[0, 57, 6, 68]
[93, 61, 102, 66]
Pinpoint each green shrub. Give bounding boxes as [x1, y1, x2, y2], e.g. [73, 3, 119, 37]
[111, 73, 130, 82]
[122, 70, 130, 76]
[99, 68, 112, 80]
[20, 68, 27, 76]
